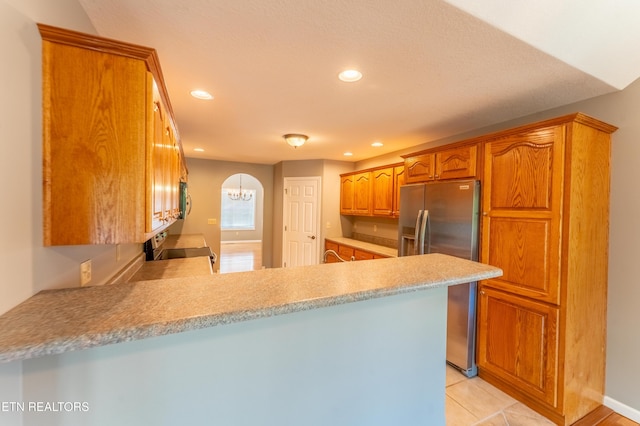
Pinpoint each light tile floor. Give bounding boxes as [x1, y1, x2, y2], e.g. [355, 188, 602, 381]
[446, 365, 555, 425]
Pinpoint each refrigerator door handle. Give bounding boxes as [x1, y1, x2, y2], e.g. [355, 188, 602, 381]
[413, 210, 423, 255]
[417, 209, 429, 255]
[423, 209, 430, 254]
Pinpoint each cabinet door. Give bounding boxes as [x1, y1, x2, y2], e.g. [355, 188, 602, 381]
[354, 249, 375, 261]
[42, 39, 147, 245]
[353, 172, 372, 215]
[340, 175, 355, 214]
[434, 144, 477, 180]
[324, 241, 340, 263]
[404, 153, 435, 183]
[165, 126, 180, 220]
[372, 167, 394, 216]
[149, 83, 166, 232]
[393, 165, 406, 217]
[477, 287, 559, 407]
[338, 245, 355, 261]
[481, 128, 564, 304]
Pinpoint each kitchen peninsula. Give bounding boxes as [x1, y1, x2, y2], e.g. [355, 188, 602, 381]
[0, 254, 500, 425]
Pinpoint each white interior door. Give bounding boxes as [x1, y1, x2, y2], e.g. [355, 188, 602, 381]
[283, 177, 321, 267]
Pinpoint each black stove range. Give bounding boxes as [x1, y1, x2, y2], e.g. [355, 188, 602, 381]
[144, 232, 216, 266]
[157, 247, 217, 264]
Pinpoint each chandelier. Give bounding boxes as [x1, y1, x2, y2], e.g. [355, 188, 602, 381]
[228, 174, 253, 201]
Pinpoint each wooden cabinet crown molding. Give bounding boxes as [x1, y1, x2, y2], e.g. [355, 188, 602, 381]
[402, 113, 616, 161]
[339, 161, 404, 177]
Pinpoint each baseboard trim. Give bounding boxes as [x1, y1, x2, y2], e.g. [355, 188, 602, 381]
[604, 395, 640, 423]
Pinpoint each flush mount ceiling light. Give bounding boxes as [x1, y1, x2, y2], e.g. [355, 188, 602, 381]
[343, 151, 353, 157]
[190, 89, 213, 100]
[193, 148, 205, 152]
[283, 133, 308, 148]
[371, 141, 383, 147]
[338, 69, 363, 82]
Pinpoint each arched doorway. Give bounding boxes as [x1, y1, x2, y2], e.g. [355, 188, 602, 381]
[219, 173, 264, 273]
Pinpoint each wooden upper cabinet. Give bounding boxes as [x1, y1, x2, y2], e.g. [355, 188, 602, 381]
[481, 127, 564, 303]
[39, 24, 184, 245]
[41, 28, 148, 245]
[353, 172, 372, 215]
[342, 163, 404, 217]
[340, 171, 371, 215]
[404, 143, 477, 183]
[340, 174, 355, 214]
[372, 167, 394, 216]
[149, 79, 167, 232]
[393, 165, 406, 217]
[147, 78, 182, 234]
[404, 153, 435, 183]
[436, 144, 477, 180]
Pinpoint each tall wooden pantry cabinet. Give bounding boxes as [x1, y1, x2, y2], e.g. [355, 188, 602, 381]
[477, 113, 617, 425]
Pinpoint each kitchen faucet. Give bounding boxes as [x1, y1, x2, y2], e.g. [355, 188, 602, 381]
[323, 249, 354, 263]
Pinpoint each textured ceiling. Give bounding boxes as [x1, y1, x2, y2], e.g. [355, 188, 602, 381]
[77, 0, 633, 165]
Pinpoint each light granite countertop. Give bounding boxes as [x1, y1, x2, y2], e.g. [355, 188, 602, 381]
[162, 233, 208, 249]
[0, 253, 501, 363]
[325, 237, 398, 258]
[128, 257, 213, 282]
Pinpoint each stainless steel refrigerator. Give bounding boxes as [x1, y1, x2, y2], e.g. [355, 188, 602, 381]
[398, 179, 481, 377]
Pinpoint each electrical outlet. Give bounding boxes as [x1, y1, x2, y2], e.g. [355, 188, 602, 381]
[116, 244, 121, 262]
[80, 260, 92, 286]
[373, 225, 378, 232]
[207, 218, 217, 225]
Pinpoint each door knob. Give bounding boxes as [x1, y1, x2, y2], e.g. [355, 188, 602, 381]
[307, 235, 316, 239]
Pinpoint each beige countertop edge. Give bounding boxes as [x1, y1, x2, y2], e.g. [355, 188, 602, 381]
[325, 237, 398, 257]
[0, 254, 501, 364]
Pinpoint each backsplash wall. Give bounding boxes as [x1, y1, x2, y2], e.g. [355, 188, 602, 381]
[350, 217, 399, 249]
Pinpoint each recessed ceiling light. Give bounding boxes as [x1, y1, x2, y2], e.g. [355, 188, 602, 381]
[193, 148, 205, 152]
[338, 69, 362, 82]
[371, 141, 383, 147]
[344, 152, 353, 156]
[190, 90, 213, 100]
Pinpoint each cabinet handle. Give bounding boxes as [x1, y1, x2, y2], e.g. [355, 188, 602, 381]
[482, 212, 488, 216]
[480, 290, 485, 295]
